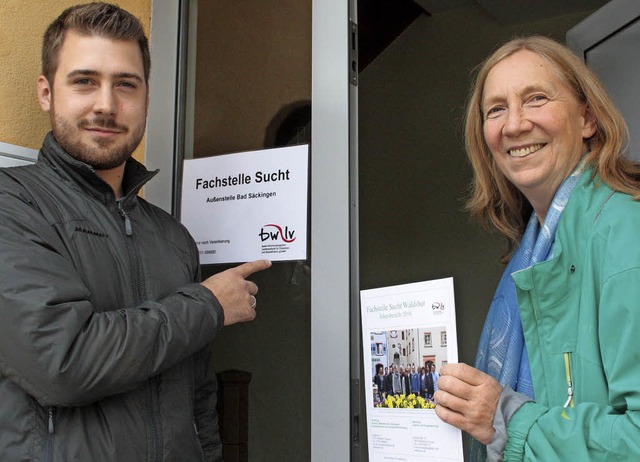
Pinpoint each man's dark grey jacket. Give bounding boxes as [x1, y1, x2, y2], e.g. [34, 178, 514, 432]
[0, 133, 224, 461]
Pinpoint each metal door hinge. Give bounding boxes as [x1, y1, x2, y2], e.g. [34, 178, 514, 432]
[349, 20, 358, 86]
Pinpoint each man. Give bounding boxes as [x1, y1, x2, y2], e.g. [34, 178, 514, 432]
[0, 3, 270, 461]
[400, 366, 411, 396]
[424, 361, 435, 400]
[384, 364, 394, 396]
[373, 364, 385, 401]
[398, 365, 405, 395]
[430, 363, 440, 392]
[391, 364, 402, 396]
[409, 364, 420, 396]
[420, 366, 428, 399]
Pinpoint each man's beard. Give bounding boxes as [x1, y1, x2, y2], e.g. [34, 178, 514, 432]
[50, 108, 145, 170]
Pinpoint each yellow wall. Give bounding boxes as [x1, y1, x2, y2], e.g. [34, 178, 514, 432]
[0, 0, 151, 162]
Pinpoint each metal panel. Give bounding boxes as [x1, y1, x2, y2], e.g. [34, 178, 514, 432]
[566, 0, 640, 51]
[0, 142, 38, 167]
[311, 0, 352, 460]
[567, 0, 640, 162]
[349, 6, 362, 461]
[144, 0, 182, 213]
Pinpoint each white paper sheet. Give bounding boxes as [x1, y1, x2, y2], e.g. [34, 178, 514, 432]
[361, 277, 463, 461]
[180, 145, 308, 264]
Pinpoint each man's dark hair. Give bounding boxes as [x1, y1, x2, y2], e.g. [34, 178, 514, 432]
[42, 2, 150, 84]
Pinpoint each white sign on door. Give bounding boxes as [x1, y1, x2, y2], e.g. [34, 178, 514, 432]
[180, 145, 308, 264]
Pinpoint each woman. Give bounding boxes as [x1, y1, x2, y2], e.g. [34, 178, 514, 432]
[434, 35, 640, 461]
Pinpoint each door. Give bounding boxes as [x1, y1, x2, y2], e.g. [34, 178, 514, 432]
[567, 0, 640, 161]
[144, 1, 357, 460]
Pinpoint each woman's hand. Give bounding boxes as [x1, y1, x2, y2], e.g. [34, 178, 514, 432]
[434, 363, 502, 444]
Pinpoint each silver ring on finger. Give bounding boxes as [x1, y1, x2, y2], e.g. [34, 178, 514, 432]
[250, 295, 257, 309]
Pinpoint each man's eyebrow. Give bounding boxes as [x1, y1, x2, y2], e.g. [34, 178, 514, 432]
[114, 72, 143, 83]
[66, 69, 99, 79]
[66, 69, 143, 82]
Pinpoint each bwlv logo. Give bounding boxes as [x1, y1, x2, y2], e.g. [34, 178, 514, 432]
[259, 224, 296, 243]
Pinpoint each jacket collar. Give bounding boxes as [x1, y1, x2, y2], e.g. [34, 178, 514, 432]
[37, 132, 158, 205]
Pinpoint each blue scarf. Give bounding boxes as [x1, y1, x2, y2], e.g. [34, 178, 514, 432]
[470, 161, 586, 460]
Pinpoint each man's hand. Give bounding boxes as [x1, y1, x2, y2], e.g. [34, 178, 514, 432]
[433, 363, 502, 444]
[201, 260, 271, 326]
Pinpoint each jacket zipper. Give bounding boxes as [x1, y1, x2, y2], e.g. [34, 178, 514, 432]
[563, 352, 574, 408]
[115, 173, 149, 237]
[116, 200, 133, 235]
[116, 198, 160, 461]
[145, 379, 161, 462]
[117, 201, 145, 303]
[44, 406, 56, 462]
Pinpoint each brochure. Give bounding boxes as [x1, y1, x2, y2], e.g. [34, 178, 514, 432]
[360, 277, 463, 461]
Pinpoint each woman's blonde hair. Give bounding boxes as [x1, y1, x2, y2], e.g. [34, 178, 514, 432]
[464, 35, 639, 261]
